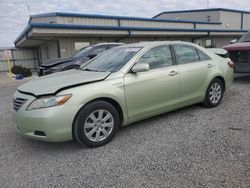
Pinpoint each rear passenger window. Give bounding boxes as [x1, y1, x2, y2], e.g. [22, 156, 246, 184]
[197, 49, 211, 61]
[137, 45, 173, 69]
[174, 45, 199, 64]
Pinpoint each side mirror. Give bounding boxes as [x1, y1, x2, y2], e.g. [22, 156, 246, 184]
[132, 63, 150, 73]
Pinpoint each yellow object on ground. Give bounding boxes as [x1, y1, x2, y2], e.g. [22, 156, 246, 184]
[4, 50, 12, 79]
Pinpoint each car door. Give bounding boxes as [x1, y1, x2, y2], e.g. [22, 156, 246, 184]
[173, 44, 214, 104]
[124, 45, 180, 120]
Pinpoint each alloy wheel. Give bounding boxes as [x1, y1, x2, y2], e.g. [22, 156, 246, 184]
[209, 82, 222, 104]
[84, 110, 114, 142]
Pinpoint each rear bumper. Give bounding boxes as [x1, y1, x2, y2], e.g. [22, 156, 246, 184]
[225, 68, 234, 91]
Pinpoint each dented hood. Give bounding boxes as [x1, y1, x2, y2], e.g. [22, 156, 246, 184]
[18, 69, 110, 96]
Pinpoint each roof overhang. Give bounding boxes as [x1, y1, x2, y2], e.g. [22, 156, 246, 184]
[15, 23, 248, 47]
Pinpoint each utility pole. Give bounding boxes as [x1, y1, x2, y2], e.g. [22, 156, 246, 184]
[27, 5, 30, 17]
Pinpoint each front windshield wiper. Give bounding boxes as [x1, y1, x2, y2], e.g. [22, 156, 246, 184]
[81, 68, 96, 71]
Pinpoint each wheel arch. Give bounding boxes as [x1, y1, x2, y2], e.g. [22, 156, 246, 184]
[203, 74, 226, 101]
[213, 75, 226, 92]
[72, 97, 124, 140]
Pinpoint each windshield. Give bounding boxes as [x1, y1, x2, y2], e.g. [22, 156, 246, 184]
[81, 46, 141, 72]
[238, 31, 250, 43]
[73, 46, 93, 58]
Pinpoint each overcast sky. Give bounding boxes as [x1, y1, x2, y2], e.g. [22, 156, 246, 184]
[0, 0, 249, 47]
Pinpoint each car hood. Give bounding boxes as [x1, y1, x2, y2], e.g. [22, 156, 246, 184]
[40, 57, 75, 68]
[18, 69, 110, 96]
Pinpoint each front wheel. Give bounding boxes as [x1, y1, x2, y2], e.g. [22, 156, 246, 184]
[202, 78, 224, 108]
[73, 101, 120, 147]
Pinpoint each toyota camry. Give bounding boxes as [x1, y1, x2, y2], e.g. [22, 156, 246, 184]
[13, 41, 234, 147]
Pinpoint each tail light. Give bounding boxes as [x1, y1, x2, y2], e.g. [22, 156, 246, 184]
[228, 60, 235, 68]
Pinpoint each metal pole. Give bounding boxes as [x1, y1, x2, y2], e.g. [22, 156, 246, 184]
[27, 5, 30, 16]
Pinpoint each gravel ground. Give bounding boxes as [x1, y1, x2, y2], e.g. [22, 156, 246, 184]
[0, 73, 250, 188]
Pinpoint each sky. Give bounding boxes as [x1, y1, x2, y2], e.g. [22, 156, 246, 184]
[0, 0, 250, 47]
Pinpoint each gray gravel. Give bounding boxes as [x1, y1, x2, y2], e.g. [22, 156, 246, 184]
[0, 73, 250, 188]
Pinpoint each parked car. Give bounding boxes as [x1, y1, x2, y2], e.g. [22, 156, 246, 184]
[224, 31, 250, 73]
[13, 41, 234, 147]
[37, 43, 123, 76]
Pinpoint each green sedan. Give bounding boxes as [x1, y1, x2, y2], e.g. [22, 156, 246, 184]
[13, 41, 234, 147]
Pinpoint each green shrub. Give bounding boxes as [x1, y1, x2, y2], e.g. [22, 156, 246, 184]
[11, 65, 32, 77]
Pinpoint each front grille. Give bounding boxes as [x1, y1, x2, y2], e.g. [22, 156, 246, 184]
[13, 97, 28, 111]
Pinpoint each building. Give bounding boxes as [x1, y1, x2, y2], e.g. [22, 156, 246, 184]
[15, 8, 250, 65]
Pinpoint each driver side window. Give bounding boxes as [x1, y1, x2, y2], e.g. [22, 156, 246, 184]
[137, 45, 173, 69]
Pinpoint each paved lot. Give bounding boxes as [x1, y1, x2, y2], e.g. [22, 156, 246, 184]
[0, 73, 250, 188]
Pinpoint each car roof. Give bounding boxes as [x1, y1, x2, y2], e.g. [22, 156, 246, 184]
[93, 43, 124, 47]
[121, 41, 197, 48]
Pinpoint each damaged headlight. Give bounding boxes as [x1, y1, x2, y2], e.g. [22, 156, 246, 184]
[27, 94, 72, 110]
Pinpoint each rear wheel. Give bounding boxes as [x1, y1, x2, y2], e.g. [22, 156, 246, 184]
[203, 78, 224, 108]
[73, 101, 120, 147]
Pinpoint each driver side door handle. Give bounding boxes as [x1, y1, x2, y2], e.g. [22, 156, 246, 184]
[207, 63, 213, 68]
[169, 71, 178, 76]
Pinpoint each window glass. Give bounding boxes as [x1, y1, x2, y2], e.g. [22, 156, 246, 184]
[174, 45, 199, 64]
[197, 49, 211, 61]
[73, 46, 93, 58]
[89, 46, 107, 56]
[137, 46, 173, 69]
[107, 44, 121, 49]
[81, 47, 141, 72]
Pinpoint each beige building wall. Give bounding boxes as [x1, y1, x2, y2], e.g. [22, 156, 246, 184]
[39, 41, 58, 63]
[38, 35, 236, 64]
[219, 11, 241, 29]
[155, 11, 221, 22]
[243, 13, 250, 30]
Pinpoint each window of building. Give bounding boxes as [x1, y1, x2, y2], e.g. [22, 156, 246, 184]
[74, 42, 89, 51]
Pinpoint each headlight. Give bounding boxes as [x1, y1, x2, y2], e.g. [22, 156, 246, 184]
[27, 94, 72, 110]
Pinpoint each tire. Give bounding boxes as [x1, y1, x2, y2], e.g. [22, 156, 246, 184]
[73, 101, 120, 147]
[202, 78, 224, 108]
